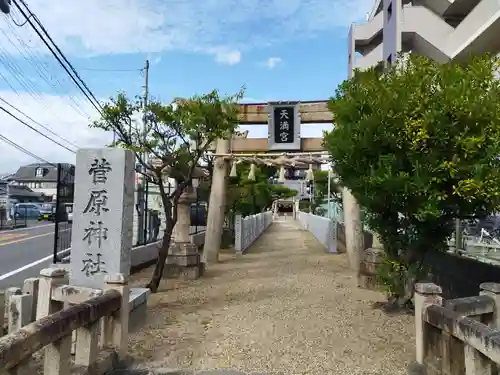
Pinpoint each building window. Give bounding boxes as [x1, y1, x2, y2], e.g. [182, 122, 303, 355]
[35, 167, 44, 177]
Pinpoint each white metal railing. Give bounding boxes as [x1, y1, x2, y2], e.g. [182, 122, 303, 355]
[447, 223, 500, 265]
[234, 211, 273, 253]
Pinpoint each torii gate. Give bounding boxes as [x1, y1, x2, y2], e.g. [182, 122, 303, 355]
[202, 101, 363, 267]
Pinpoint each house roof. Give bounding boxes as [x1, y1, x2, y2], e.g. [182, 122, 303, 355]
[0, 184, 43, 197]
[11, 163, 74, 182]
[0, 173, 13, 180]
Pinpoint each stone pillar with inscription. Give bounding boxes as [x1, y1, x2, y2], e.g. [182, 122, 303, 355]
[69, 148, 135, 289]
[166, 185, 202, 280]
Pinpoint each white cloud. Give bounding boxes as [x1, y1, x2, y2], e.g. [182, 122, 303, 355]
[0, 0, 371, 172]
[210, 48, 242, 65]
[1, 0, 372, 61]
[263, 57, 282, 69]
[0, 91, 112, 173]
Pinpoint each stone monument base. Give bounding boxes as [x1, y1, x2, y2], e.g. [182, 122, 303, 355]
[358, 247, 384, 290]
[165, 242, 202, 280]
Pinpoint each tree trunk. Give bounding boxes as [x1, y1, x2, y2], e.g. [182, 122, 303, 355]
[145, 176, 189, 292]
[146, 182, 181, 293]
[146, 225, 174, 292]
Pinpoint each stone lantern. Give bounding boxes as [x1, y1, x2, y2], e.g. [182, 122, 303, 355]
[166, 167, 206, 280]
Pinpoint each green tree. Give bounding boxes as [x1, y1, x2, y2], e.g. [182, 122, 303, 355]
[313, 170, 342, 206]
[92, 89, 243, 292]
[324, 54, 500, 304]
[227, 163, 297, 216]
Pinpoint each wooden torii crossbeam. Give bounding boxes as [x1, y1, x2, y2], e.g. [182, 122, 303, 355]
[217, 100, 332, 153]
[237, 101, 331, 124]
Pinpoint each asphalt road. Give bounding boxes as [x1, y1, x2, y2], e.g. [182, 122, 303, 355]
[0, 223, 72, 276]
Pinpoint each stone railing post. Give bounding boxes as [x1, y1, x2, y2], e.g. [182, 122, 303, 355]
[4, 287, 22, 331]
[0, 291, 4, 333]
[480, 283, 500, 374]
[414, 283, 442, 366]
[480, 282, 500, 328]
[37, 268, 66, 319]
[8, 293, 32, 334]
[103, 273, 129, 359]
[36, 268, 68, 375]
[234, 214, 243, 253]
[22, 278, 39, 323]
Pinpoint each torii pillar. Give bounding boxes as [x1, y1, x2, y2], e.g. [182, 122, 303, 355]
[202, 137, 231, 266]
[343, 188, 364, 283]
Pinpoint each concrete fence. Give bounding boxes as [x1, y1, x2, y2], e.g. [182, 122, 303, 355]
[0, 229, 208, 291]
[296, 211, 337, 253]
[414, 282, 500, 374]
[234, 211, 273, 253]
[0, 241, 158, 291]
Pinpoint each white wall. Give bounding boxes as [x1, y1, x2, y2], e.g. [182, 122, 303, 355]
[297, 211, 337, 253]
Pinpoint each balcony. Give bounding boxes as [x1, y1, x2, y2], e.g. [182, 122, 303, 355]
[355, 44, 383, 70]
[353, 11, 383, 53]
[351, 0, 500, 69]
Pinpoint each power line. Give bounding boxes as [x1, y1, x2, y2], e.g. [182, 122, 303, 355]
[4, 19, 94, 118]
[15, 0, 104, 109]
[0, 23, 92, 120]
[11, 0, 103, 115]
[78, 67, 143, 72]
[0, 132, 53, 165]
[0, 96, 79, 149]
[0, 104, 76, 153]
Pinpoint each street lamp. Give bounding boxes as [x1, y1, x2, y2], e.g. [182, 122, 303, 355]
[0, 0, 11, 14]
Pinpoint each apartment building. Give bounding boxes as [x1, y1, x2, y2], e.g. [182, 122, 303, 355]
[348, 0, 500, 74]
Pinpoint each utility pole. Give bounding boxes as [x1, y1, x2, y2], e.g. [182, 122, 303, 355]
[137, 59, 149, 245]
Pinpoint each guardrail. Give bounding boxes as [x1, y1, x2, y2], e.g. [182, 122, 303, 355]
[0, 207, 28, 230]
[234, 211, 273, 253]
[414, 282, 500, 374]
[296, 211, 337, 253]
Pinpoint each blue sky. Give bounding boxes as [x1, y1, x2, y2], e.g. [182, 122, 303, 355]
[0, 0, 373, 172]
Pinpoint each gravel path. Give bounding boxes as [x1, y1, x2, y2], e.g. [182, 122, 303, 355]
[127, 218, 415, 375]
